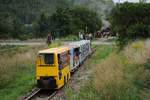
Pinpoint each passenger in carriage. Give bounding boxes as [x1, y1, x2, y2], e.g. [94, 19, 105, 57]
[58, 55, 62, 80]
[74, 53, 78, 65]
[74, 49, 81, 65]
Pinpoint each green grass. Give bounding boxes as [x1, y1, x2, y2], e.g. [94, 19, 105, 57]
[72, 85, 100, 100]
[49, 43, 62, 48]
[0, 71, 35, 100]
[0, 45, 20, 52]
[103, 37, 117, 42]
[66, 87, 74, 98]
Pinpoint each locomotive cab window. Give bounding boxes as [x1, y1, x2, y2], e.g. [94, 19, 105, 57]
[45, 54, 54, 64]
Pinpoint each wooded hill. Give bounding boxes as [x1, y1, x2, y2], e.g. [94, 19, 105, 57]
[0, 0, 114, 24]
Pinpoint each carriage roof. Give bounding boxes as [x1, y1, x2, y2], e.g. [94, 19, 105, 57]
[39, 47, 68, 54]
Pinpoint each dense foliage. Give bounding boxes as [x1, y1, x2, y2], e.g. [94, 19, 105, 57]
[33, 6, 102, 38]
[0, 0, 113, 24]
[0, 17, 32, 39]
[0, 0, 112, 39]
[32, 10, 49, 38]
[110, 2, 150, 48]
[0, 0, 71, 24]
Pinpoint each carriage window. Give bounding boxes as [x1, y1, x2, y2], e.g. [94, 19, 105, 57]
[45, 54, 54, 64]
[58, 52, 70, 70]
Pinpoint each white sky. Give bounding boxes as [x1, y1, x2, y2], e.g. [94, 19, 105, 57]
[113, 0, 150, 3]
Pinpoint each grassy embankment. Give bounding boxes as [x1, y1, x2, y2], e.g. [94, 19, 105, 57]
[0, 43, 62, 100]
[94, 40, 150, 100]
[0, 45, 46, 100]
[66, 39, 150, 100]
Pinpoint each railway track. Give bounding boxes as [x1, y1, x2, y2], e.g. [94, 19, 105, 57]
[47, 91, 58, 100]
[23, 88, 41, 100]
[22, 88, 57, 100]
[23, 47, 96, 100]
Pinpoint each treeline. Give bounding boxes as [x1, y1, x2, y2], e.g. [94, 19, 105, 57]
[0, 17, 32, 40]
[33, 6, 102, 38]
[0, 0, 72, 24]
[110, 2, 150, 48]
[0, 6, 102, 39]
[0, 0, 112, 39]
[0, 0, 113, 24]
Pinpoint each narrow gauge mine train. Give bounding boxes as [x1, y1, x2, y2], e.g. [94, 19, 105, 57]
[36, 40, 92, 89]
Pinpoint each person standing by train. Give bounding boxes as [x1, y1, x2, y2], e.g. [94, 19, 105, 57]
[46, 33, 51, 46]
[83, 33, 86, 40]
[80, 33, 83, 40]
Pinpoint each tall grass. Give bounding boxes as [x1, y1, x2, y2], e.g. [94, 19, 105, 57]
[94, 39, 150, 100]
[0, 52, 34, 88]
[0, 45, 48, 100]
[0, 45, 45, 88]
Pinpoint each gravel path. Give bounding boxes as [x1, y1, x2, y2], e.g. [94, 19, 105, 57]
[0, 40, 115, 46]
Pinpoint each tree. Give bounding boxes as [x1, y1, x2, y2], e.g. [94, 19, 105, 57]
[110, 2, 150, 48]
[32, 6, 102, 38]
[49, 7, 78, 37]
[32, 10, 49, 38]
[11, 18, 25, 39]
[0, 17, 12, 39]
[0, 17, 26, 39]
[49, 6, 102, 37]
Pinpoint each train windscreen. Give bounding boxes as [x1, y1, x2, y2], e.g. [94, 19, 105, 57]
[45, 54, 54, 64]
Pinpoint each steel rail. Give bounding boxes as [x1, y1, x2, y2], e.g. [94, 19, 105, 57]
[47, 91, 58, 100]
[23, 88, 41, 100]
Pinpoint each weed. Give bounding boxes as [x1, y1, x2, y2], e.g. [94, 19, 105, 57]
[66, 87, 74, 99]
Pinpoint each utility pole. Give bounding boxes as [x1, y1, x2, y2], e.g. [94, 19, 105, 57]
[119, 0, 120, 8]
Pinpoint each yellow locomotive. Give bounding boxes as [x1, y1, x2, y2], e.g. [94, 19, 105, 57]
[36, 47, 70, 89]
[36, 40, 91, 89]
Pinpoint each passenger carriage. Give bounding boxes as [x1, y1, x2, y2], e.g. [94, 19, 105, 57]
[69, 40, 92, 64]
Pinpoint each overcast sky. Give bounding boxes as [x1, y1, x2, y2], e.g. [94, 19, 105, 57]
[113, 0, 150, 3]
